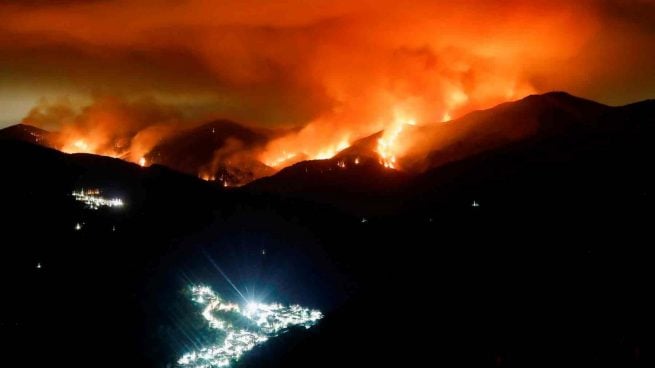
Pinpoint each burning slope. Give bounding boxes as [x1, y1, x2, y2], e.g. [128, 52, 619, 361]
[5, 92, 621, 187]
[18, 89, 535, 185]
[259, 75, 535, 170]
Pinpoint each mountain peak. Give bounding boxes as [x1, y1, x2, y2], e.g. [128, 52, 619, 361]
[0, 123, 51, 146]
[520, 91, 608, 109]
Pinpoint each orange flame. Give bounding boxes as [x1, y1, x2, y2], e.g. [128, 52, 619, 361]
[376, 109, 416, 169]
[262, 136, 351, 168]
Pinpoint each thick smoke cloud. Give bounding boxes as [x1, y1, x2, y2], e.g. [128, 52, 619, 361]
[1, 0, 654, 174]
[23, 96, 180, 162]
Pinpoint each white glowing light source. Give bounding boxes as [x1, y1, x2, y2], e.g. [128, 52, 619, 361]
[72, 189, 124, 210]
[178, 285, 323, 368]
[247, 302, 258, 313]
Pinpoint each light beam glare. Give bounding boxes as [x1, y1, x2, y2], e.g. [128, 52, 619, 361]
[202, 249, 248, 304]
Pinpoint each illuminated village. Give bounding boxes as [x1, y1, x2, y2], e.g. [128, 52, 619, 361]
[72, 189, 124, 210]
[178, 285, 322, 368]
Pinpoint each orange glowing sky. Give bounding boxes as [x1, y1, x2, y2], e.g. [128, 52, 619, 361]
[0, 0, 654, 174]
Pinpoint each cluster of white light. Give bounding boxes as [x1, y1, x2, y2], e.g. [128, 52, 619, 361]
[72, 189, 124, 210]
[178, 285, 322, 368]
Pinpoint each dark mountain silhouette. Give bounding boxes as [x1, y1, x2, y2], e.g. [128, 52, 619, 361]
[0, 123, 52, 146]
[400, 91, 610, 171]
[401, 98, 654, 216]
[146, 119, 274, 185]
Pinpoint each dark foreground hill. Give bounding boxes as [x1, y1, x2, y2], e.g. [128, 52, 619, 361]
[236, 96, 655, 367]
[0, 140, 353, 366]
[1, 92, 654, 367]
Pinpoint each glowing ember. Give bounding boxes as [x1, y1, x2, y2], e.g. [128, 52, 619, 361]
[139, 157, 146, 167]
[178, 285, 322, 368]
[72, 189, 124, 210]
